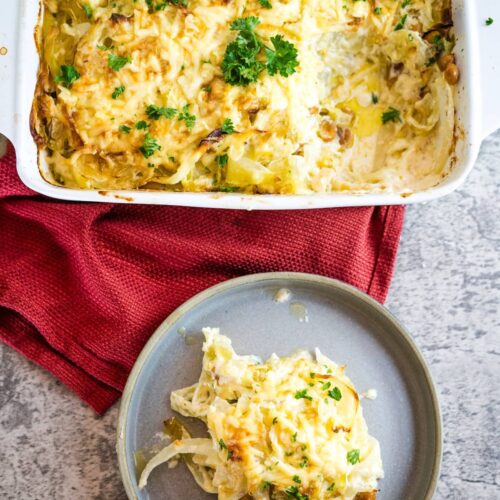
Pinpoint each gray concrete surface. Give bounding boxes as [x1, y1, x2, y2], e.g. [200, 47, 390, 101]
[1, 131, 499, 499]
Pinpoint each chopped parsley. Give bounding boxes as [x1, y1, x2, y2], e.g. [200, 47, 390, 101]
[309, 372, 316, 379]
[285, 485, 309, 500]
[261, 481, 272, 490]
[216, 154, 228, 168]
[108, 53, 131, 71]
[221, 118, 235, 134]
[328, 387, 342, 401]
[135, 120, 149, 130]
[382, 107, 401, 124]
[321, 381, 331, 391]
[374, 7, 382, 15]
[299, 456, 309, 468]
[347, 449, 361, 465]
[146, 104, 177, 120]
[218, 186, 239, 192]
[327, 483, 335, 491]
[221, 17, 298, 86]
[394, 14, 408, 31]
[272, 416, 278, 424]
[258, 0, 272, 8]
[145, 0, 187, 10]
[54, 65, 80, 88]
[292, 475, 301, 484]
[218, 439, 227, 450]
[82, 3, 93, 19]
[294, 389, 312, 401]
[371, 93, 379, 104]
[139, 133, 161, 158]
[178, 104, 196, 130]
[202, 85, 212, 93]
[401, 0, 411, 7]
[118, 125, 131, 134]
[486, 17, 494, 26]
[112, 86, 125, 99]
[291, 432, 298, 442]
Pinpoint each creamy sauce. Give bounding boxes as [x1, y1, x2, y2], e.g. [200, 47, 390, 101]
[290, 302, 309, 323]
[361, 389, 378, 400]
[273, 287, 292, 303]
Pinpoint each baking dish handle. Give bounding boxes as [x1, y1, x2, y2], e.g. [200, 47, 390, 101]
[0, 0, 20, 142]
[477, 0, 500, 139]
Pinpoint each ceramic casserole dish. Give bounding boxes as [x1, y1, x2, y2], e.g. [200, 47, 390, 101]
[0, 0, 499, 209]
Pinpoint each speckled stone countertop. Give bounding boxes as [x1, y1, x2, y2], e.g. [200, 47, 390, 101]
[1, 131, 499, 500]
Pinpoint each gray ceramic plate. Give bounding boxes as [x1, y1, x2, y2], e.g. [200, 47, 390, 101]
[117, 273, 441, 500]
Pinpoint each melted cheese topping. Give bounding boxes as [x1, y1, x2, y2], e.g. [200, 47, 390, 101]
[139, 328, 383, 499]
[33, 0, 455, 194]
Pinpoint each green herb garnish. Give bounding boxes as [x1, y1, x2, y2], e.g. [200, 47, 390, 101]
[216, 154, 228, 168]
[258, 0, 272, 8]
[82, 3, 93, 19]
[119, 125, 131, 134]
[382, 107, 401, 124]
[292, 475, 301, 484]
[221, 17, 298, 86]
[221, 118, 235, 134]
[112, 86, 125, 99]
[347, 449, 360, 465]
[108, 53, 131, 71]
[328, 387, 342, 401]
[178, 104, 196, 130]
[218, 439, 227, 450]
[139, 133, 161, 158]
[394, 14, 407, 30]
[54, 65, 80, 88]
[486, 17, 494, 26]
[285, 486, 309, 500]
[135, 121, 149, 130]
[294, 389, 312, 401]
[265, 35, 299, 77]
[146, 104, 177, 120]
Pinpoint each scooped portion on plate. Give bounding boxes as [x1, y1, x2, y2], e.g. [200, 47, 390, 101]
[139, 328, 383, 499]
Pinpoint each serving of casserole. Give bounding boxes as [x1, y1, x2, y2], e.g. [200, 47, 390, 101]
[0, 0, 499, 207]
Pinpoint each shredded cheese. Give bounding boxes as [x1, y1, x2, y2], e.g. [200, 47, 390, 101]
[139, 328, 384, 499]
[32, 0, 456, 195]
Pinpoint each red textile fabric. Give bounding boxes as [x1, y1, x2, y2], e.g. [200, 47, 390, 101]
[0, 143, 405, 414]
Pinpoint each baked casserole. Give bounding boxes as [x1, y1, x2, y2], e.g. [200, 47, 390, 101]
[32, 0, 458, 195]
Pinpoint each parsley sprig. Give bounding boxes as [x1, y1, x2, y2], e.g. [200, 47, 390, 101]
[221, 17, 299, 86]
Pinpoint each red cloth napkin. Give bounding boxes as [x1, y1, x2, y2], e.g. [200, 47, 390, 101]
[0, 143, 404, 414]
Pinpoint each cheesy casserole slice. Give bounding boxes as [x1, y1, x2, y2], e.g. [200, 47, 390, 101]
[32, 0, 457, 194]
[138, 328, 384, 499]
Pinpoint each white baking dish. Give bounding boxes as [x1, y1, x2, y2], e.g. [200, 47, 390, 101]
[0, 0, 499, 209]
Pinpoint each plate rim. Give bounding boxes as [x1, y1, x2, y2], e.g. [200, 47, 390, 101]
[116, 272, 442, 500]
